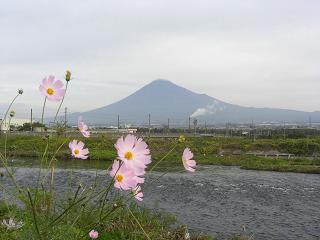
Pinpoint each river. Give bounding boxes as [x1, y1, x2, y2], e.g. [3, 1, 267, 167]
[0, 163, 319, 240]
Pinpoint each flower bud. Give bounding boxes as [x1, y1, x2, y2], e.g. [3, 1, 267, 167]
[18, 89, 23, 95]
[9, 110, 15, 118]
[179, 135, 186, 143]
[65, 70, 71, 82]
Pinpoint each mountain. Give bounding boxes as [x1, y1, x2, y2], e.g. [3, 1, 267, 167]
[65, 79, 320, 125]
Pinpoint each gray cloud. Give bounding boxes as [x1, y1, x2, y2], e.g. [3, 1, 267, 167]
[0, 0, 319, 114]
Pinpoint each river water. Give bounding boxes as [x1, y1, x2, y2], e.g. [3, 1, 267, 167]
[0, 164, 319, 240]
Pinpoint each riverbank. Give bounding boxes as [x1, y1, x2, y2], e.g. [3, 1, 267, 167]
[0, 201, 212, 240]
[1, 135, 320, 173]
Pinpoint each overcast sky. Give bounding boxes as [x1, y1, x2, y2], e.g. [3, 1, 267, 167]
[1, 0, 319, 115]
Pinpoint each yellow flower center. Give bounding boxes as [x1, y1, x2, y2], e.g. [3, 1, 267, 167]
[47, 88, 54, 95]
[74, 149, 79, 155]
[124, 151, 133, 160]
[116, 174, 123, 182]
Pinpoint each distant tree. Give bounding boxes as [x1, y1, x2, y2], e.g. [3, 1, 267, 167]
[18, 123, 31, 131]
[18, 122, 45, 131]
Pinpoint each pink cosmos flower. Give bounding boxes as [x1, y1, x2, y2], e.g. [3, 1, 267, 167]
[89, 230, 98, 239]
[132, 185, 143, 201]
[39, 75, 65, 101]
[115, 135, 151, 175]
[182, 148, 197, 172]
[78, 117, 90, 138]
[110, 160, 144, 190]
[68, 140, 89, 159]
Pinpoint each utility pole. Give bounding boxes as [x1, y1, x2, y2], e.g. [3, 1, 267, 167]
[251, 119, 256, 142]
[188, 116, 191, 132]
[64, 107, 67, 137]
[309, 116, 312, 128]
[30, 108, 33, 132]
[225, 122, 228, 137]
[205, 121, 207, 134]
[117, 115, 120, 132]
[148, 114, 151, 137]
[167, 118, 170, 135]
[64, 107, 67, 126]
[193, 119, 198, 135]
[283, 121, 286, 140]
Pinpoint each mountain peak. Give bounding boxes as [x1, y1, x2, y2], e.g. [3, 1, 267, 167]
[150, 79, 172, 83]
[148, 79, 177, 87]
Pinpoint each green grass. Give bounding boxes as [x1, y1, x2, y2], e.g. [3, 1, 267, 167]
[0, 197, 252, 240]
[1, 135, 320, 173]
[0, 200, 213, 240]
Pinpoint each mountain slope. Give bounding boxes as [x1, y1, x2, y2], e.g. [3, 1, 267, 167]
[67, 79, 219, 124]
[66, 79, 320, 125]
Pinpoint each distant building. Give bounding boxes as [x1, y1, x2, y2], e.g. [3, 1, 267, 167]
[0, 118, 30, 131]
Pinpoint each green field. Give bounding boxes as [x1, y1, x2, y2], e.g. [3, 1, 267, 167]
[1, 135, 320, 173]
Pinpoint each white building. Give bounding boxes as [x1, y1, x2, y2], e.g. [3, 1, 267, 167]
[0, 118, 30, 131]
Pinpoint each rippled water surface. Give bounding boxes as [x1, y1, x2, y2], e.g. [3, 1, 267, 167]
[1, 164, 319, 240]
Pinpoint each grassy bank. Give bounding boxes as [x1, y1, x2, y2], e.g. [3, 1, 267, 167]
[1, 135, 320, 173]
[0, 200, 254, 240]
[0, 200, 213, 240]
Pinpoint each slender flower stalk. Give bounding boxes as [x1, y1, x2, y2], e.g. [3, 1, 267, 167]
[99, 161, 124, 220]
[27, 189, 42, 240]
[41, 97, 47, 126]
[127, 207, 151, 240]
[53, 80, 69, 123]
[4, 117, 12, 159]
[49, 165, 56, 213]
[53, 70, 71, 123]
[0, 156, 24, 197]
[149, 142, 178, 172]
[0, 89, 22, 128]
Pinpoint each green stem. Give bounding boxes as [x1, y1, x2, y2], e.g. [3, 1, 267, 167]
[46, 196, 87, 228]
[40, 137, 70, 185]
[77, 205, 121, 240]
[27, 189, 42, 240]
[127, 207, 151, 240]
[98, 161, 123, 220]
[0, 93, 20, 128]
[149, 143, 178, 172]
[49, 165, 55, 213]
[41, 97, 47, 127]
[44, 184, 106, 230]
[35, 139, 49, 198]
[0, 153, 23, 194]
[4, 118, 11, 159]
[0, 181, 22, 200]
[53, 81, 69, 123]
